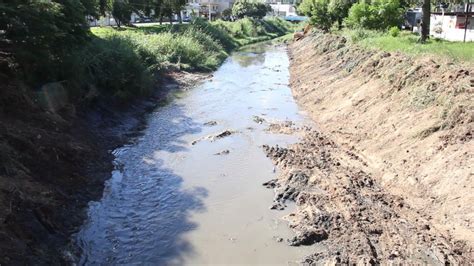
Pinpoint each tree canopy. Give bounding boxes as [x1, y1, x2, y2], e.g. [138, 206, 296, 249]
[232, 0, 272, 19]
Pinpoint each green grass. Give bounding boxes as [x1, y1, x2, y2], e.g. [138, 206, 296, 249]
[340, 29, 474, 62]
[212, 17, 298, 46]
[81, 18, 294, 100]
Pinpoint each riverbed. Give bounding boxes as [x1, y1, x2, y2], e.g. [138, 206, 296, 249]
[74, 43, 313, 265]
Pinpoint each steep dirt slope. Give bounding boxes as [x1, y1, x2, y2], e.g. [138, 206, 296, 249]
[0, 72, 206, 264]
[262, 32, 473, 263]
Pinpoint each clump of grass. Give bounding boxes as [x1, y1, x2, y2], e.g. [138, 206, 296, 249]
[65, 35, 156, 100]
[409, 86, 437, 109]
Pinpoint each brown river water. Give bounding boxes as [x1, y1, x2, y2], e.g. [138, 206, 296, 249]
[74, 43, 314, 265]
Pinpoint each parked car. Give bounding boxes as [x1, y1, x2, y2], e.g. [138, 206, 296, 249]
[135, 17, 153, 23]
[403, 8, 422, 30]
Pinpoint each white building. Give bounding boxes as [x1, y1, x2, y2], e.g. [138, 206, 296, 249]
[185, 0, 235, 19]
[264, 0, 298, 17]
[430, 13, 473, 41]
[429, 3, 473, 41]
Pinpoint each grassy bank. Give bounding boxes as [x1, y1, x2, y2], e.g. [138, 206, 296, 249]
[78, 18, 294, 99]
[340, 29, 474, 62]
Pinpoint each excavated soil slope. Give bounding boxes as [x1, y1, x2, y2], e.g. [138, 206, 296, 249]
[262, 32, 473, 263]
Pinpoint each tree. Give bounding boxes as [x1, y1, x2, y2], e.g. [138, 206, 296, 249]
[0, 0, 95, 84]
[222, 8, 233, 20]
[298, 0, 316, 16]
[232, 0, 270, 19]
[329, 0, 353, 29]
[251, 2, 272, 19]
[310, 0, 333, 32]
[170, 0, 187, 23]
[420, 0, 430, 42]
[345, 0, 403, 30]
[232, 0, 253, 18]
[112, 0, 132, 27]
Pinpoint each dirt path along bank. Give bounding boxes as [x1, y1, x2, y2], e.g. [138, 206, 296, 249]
[260, 32, 473, 264]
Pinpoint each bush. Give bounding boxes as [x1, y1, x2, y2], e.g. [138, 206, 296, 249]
[388, 26, 400, 37]
[345, 0, 403, 30]
[74, 35, 154, 100]
[298, 0, 354, 32]
[309, 0, 333, 32]
[0, 0, 94, 87]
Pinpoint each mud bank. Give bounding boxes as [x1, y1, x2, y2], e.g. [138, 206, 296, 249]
[261, 32, 473, 263]
[0, 72, 207, 264]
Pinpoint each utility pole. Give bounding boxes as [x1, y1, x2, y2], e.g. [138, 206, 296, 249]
[464, 2, 472, 42]
[209, 0, 212, 22]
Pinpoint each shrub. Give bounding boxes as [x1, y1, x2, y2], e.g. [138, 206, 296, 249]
[388, 26, 400, 37]
[74, 35, 154, 100]
[345, 0, 403, 30]
[299, 0, 354, 32]
[309, 0, 333, 32]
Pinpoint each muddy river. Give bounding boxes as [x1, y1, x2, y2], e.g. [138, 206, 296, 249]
[75, 43, 313, 265]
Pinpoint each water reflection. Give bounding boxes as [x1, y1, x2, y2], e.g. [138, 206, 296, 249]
[232, 43, 267, 67]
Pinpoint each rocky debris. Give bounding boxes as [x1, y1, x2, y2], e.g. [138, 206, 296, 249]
[265, 121, 298, 135]
[264, 170, 309, 210]
[288, 229, 328, 246]
[214, 149, 230, 155]
[262, 128, 472, 264]
[214, 130, 233, 139]
[203, 120, 217, 126]
[191, 130, 237, 145]
[252, 115, 266, 124]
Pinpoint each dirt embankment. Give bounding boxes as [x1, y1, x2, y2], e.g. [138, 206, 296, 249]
[0, 71, 207, 264]
[263, 32, 473, 263]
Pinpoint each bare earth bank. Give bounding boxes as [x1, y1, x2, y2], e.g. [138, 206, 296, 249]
[0, 72, 208, 264]
[262, 32, 473, 264]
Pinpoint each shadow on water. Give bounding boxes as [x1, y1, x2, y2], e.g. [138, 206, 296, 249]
[76, 102, 208, 265]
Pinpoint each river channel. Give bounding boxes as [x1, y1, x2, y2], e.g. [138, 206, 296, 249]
[75, 42, 313, 265]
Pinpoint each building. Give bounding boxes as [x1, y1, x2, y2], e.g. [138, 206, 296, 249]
[430, 3, 473, 41]
[264, 0, 298, 17]
[184, 0, 235, 20]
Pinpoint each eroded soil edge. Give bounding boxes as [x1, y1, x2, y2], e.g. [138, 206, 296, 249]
[0, 71, 208, 264]
[262, 33, 473, 264]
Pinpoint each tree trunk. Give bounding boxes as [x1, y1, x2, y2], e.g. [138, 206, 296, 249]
[159, 15, 163, 25]
[420, 0, 430, 42]
[169, 13, 173, 25]
[178, 11, 183, 24]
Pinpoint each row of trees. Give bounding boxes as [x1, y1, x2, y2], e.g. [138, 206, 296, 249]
[231, 0, 273, 19]
[297, 0, 432, 41]
[107, 0, 187, 27]
[111, 0, 274, 26]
